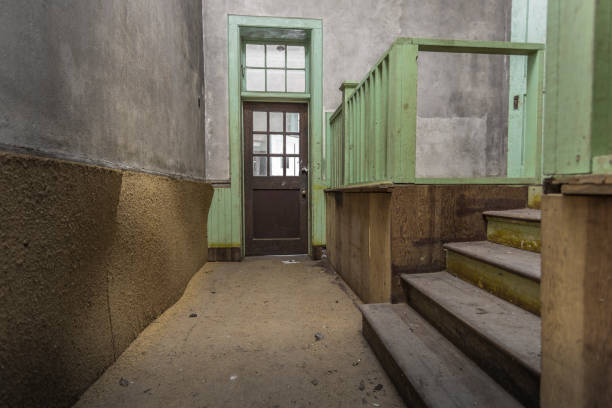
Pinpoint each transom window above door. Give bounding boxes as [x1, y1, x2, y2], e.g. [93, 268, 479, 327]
[243, 43, 307, 93]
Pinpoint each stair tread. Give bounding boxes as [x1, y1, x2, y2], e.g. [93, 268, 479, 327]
[444, 241, 541, 281]
[402, 271, 541, 376]
[483, 208, 541, 222]
[360, 303, 523, 408]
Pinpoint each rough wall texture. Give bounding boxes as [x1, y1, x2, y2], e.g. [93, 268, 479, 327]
[325, 192, 392, 303]
[541, 194, 612, 408]
[0, 153, 214, 408]
[390, 185, 527, 301]
[203, 0, 511, 180]
[326, 185, 528, 303]
[0, 0, 206, 179]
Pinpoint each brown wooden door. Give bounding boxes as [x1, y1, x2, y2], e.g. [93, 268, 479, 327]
[244, 102, 308, 255]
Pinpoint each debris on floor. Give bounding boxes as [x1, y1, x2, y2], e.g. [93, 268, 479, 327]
[74, 259, 405, 408]
[118, 378, 129, 387]
[189, 313, 197, 318]
[282, 260, 299, 264]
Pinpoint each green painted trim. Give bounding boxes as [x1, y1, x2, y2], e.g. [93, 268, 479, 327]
[335, 177, 536, 186]
[309, 26, 325, 249]
[229, 15, 322, 29]
[543, 0, 612, 176]
[209, 15, 324, 255]
[240, 92, 310, 102]
[400, 37, 545, 55]
[508, 0, 548, 179]
[329, 105, 343, 123]
[389, 42, 417, 183]
[592, 155, 612, 174]
[328, 37, 545, 188]
[209, 243, 242, 248]
[325, 112, 333, 182]
[414, 177, 539, 185]
[207, 186, 240, 247]
[523, 49, 544, 180]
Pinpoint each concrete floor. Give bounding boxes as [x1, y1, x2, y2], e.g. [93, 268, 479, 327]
[75, 256, 405, 408]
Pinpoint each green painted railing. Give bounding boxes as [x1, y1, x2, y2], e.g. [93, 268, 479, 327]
[327, 38, 546, 187]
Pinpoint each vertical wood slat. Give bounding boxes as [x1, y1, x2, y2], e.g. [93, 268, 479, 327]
[358, 85, 363, 183]
[381, 57, 389, 181]
[368, 71, 380, 181]
[524, 49, 544, 179]
[388, 42, 418, 183]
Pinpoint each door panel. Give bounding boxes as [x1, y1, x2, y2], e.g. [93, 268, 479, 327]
[244, 102, 308, 255]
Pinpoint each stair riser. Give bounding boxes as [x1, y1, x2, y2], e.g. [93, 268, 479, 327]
[446, 251, 541, 315]
[362, 317, 428, 408]
[404, 283, 540, 408]
[486, 216, 541, 253]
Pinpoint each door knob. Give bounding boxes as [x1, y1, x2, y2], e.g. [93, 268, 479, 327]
[301, 189, 307, 197]
[301, 167, 308, 174]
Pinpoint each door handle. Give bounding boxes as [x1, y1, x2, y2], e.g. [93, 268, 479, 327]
[301, 167, 308, 174]
[301, 189, 307, 197]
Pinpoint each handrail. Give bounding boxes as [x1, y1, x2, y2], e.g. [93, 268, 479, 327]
[327, 37, 545, 188]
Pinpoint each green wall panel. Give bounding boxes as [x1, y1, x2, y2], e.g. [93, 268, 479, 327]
[544, 0, 612, 176]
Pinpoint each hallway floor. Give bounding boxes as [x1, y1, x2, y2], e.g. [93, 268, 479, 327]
[75, 256, 405, 408]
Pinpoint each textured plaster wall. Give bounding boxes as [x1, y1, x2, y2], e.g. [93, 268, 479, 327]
[0, 152, 213, 407]
[203, 0, 511, 180]
[0, 0, 206, 179]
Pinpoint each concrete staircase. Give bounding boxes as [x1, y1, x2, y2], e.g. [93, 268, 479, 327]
[360, 208, 542, 408]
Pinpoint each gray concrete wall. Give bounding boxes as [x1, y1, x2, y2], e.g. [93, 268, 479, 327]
[0, 0, 206, 180]
[204, 0, 511, 180]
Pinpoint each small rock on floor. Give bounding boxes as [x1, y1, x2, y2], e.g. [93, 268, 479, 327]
[119, 378, 129, 387]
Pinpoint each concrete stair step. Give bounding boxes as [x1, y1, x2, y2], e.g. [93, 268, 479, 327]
[484, 208, 541, 253]
[360, 303, 523, 408]
[402, 271, 541, 407]
[444, 241, 541, 314]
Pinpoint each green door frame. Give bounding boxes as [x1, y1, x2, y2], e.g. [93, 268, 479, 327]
[213, 15, 323, 257]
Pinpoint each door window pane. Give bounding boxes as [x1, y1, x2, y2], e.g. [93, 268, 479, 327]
[287, 46, 305, 68]
[270, 157, 284, 176]
[286, 134, 299, 154]
[246, 69, 265, 91]
[286, 112, 299, 133]
[286, 157, 300, 176]
[286, 70, 306, 92]
[253, 134, 267, 153]
[267, 69, 285, 92]
[253, 156, 268, 176]
[270, 134, 284, 154]
[266, 44, 285, 68]
[253, 111, 267, 131]
[246, 44, 265, 67]
[269, 112, 283, 132]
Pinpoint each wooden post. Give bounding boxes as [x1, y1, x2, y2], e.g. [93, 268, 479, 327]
[541, 1, 612, 406]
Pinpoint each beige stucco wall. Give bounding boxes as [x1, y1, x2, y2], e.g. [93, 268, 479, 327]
[0, 152, 213, 407]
